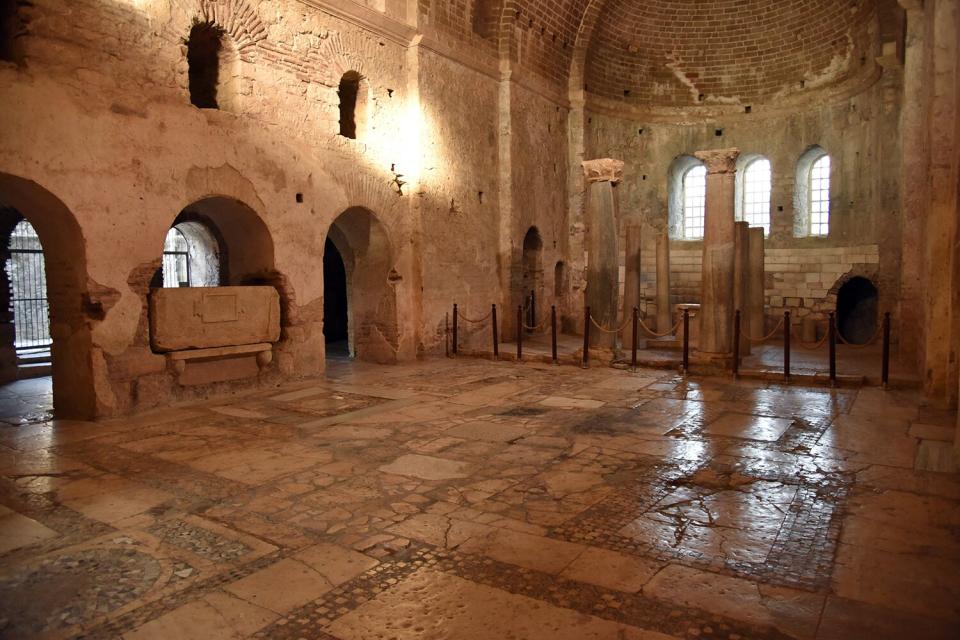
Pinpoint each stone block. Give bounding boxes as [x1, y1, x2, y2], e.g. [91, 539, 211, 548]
[150, 286, 281, 352]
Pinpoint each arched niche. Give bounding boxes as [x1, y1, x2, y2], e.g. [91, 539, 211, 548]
[186, 20, 242, 112]
[837, 276, 879, 344]
[324, 207, 398, 363]
[169, 196, 274, 286]
[0, 173, 96, 419]
[521, 227, 544, 331]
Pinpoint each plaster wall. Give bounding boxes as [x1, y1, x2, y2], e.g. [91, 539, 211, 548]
[0, 0, 423, 415]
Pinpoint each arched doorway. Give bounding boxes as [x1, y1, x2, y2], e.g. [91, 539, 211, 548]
[837, 277, 878, 344]
[323, 207, 397, 363]
[521, 227, 543, 331]
[5, 220, 51, 372]
[323, 238, 349, 357]
[0, 173, 95, 419]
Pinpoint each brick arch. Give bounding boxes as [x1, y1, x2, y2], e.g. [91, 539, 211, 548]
[568, 0, 611, 94]
[191, 0, 266, 60]
[826, 265, 880, 300]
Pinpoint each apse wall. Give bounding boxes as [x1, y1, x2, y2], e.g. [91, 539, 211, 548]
[583, 67, 903, 333]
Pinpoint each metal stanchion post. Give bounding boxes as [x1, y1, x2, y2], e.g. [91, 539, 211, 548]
[829, 311, 837, 386]
[551, 305, 558, 364]
[682, 308, 690, 375]
[452, 304, 458, 356]
[491, 304, 498, 359]
[582, 305, 591, 368]
[530, 290, 536, 332]
[881, 311, 891, 388]
[783, 311, 791, 382]
[517, 305, 523, 361]
[445, 312, 450, 358]
[733, 310, 741, 378]
[631, 307, 639, 372]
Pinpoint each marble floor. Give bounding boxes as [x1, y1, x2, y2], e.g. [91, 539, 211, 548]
[0, 358, 958, 639]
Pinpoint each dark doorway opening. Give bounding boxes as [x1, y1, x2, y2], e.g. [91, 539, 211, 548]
[323, 238, 349, 357]
[837, 276, 878, 344]
[521, 227, 543, 332]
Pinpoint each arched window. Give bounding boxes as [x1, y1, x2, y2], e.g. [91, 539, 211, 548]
[0, 0, 25, 64]
[809, 155, 831, 236]
[794, 146, 831, 237]
[186, 21, 240, 111]
[187, 22, 224, 109]
[338, 71, 362, 139]
[738, 157, 771, 235]
[682, 165, 707, 240]
[160, 222, 221, 288]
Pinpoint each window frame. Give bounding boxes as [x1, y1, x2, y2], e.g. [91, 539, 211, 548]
[738, 156, 772, 236]
[808, 154, 831, 237]
[681, 164, 707, 240]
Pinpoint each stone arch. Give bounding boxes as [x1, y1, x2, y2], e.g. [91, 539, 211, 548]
[324, 207, 398, 363]
[140, 196, 285, 357]
[837, 276, 879, 344]
[169, 196, 275, 286]
[0, 173, 96, 419]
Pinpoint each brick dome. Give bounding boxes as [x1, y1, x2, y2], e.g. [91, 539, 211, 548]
[584, 0, 879, 106]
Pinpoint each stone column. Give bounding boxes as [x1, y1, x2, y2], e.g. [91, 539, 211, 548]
[622, 223, 642, 344]
[733, 221, 751, 356]
[656, 230, 672, 334]
[582, 159, 624, 348]
[694, 148, 740, 358]
[748, 227, 766, 343]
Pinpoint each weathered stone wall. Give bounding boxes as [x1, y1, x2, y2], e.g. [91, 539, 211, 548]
[589, 72, 903, 334]
[0, 0, 425, 415]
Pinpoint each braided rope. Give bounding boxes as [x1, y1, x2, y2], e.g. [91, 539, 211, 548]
[836, 322, 884, 349]
[522, 316, 550, 331]
[457, 309, 493, 324]
[589, 314, 632, 335]
[638, 316, 682, 338]
[742, 317, 786, 343]
[792, 328, 830, 350]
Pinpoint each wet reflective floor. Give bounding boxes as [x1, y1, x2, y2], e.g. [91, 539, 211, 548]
[0, 359, 957, 639]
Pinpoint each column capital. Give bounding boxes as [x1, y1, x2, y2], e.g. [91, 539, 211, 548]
[582, 158, 624, 183]
[897, 0, 922, 11]
[694, 148, 741, 174]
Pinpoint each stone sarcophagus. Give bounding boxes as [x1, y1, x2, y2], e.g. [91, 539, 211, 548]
[149, 286, 281, 385]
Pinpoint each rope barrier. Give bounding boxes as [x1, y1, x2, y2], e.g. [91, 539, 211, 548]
[742, 317, 785, 343]
[791, 327, 830, 351]
[638, 316, 682, 339]
[457, 309, 493, 324]
[589, 314, 632, 335]
[522, 316, 550, 331]
[836, 322, 884, 349]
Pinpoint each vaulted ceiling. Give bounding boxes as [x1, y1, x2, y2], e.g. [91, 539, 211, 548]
[422, 0, 892, 106]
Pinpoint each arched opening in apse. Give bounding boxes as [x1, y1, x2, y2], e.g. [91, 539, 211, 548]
[837, 277, 878, 345]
